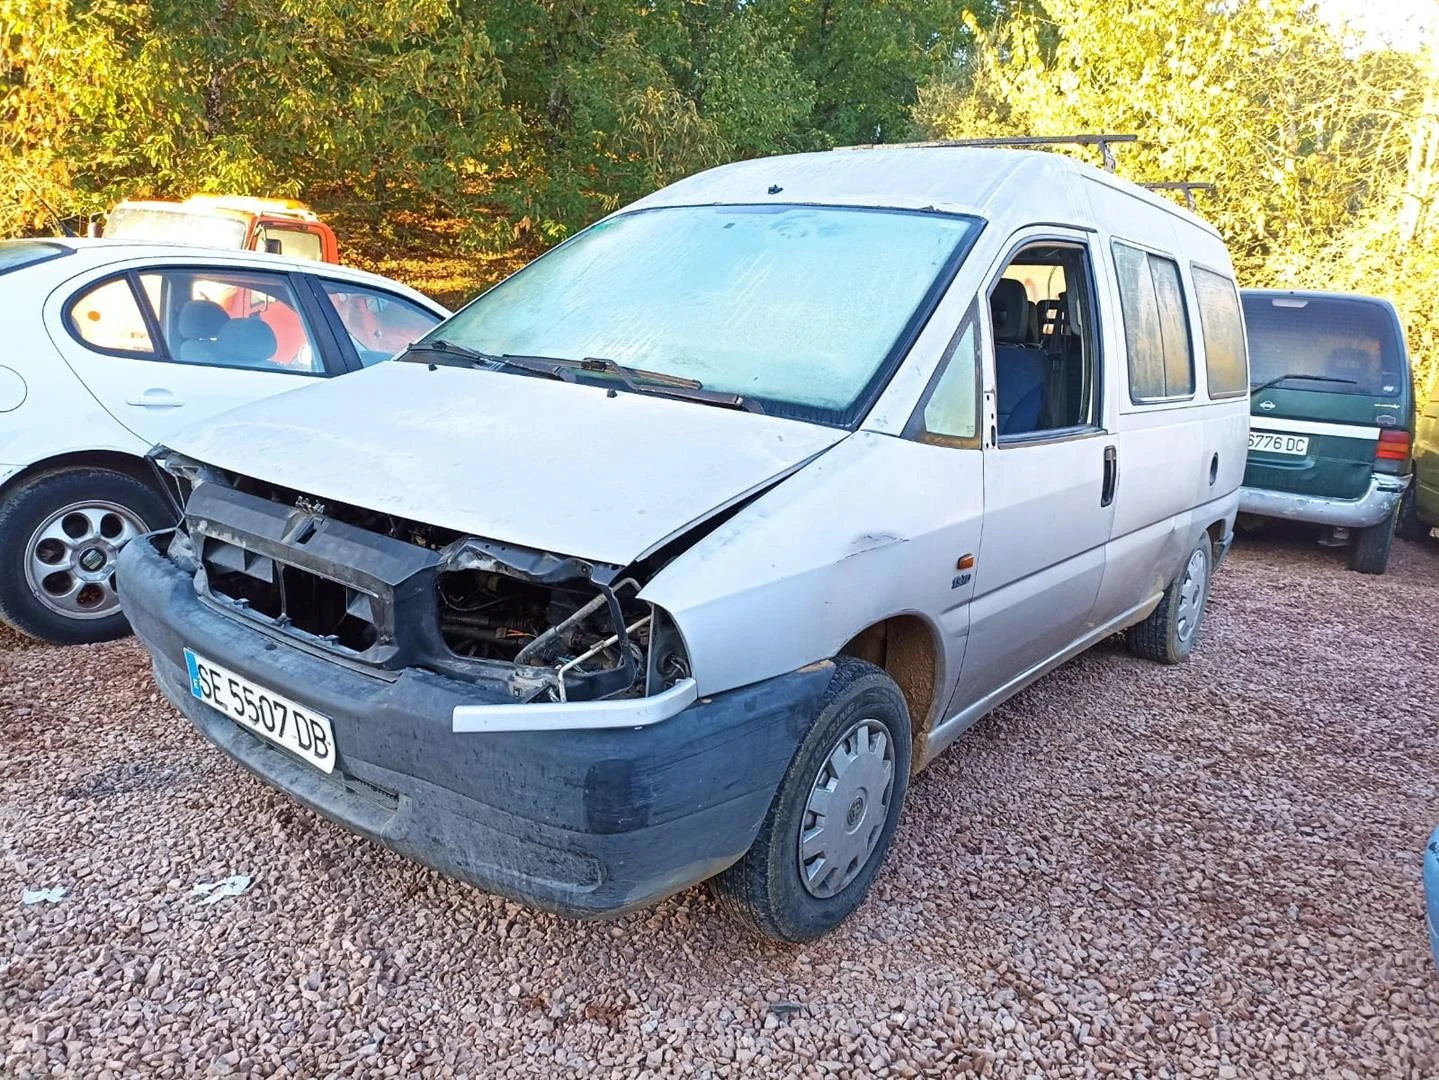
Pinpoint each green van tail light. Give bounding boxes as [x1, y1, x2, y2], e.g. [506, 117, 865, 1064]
[1376, 428, 1411, 462]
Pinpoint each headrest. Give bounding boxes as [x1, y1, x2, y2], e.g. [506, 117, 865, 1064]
[178, 299, 229, 340]
[216, 317, 278, 364]
[990, 279, 1031, 344]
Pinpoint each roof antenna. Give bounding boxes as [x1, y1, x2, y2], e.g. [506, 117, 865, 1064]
[14, 172, 77, 236]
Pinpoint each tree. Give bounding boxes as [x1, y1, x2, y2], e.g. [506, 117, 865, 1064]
[1, 0, 517, 240]
[912, 0, 1424, 281]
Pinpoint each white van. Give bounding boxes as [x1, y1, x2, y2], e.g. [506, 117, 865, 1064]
[120, 147, 1250, 941]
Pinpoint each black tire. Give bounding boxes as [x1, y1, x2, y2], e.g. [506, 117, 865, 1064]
[0, 467, 173, 645]
[1396, 486, 1430, 543]
[1347, 514, 1395, 575]
[1127, 534, 1213, 665]
[710, 657, 911, 942]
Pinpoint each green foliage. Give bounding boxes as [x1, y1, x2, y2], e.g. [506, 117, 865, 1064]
[912, 0, 1438, 393]
[2, 0, 1000, 243]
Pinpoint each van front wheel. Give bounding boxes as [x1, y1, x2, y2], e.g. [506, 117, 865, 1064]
[1127, 535, 1212, 665]
[1347, 515, 1395, 574]
[710, 657, 911, 942]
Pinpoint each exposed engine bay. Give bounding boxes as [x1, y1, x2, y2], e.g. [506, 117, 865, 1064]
[155, 454, 692, 704]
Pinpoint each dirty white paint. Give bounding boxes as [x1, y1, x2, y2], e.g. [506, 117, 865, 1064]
[165, 361, 846, 566]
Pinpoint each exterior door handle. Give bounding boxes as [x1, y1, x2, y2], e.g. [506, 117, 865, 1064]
[1101, 444, 1118, 507]
[126, 388, 185, 408]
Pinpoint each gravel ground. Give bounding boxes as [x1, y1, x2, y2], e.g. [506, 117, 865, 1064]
[2, 534, 1437, 1078]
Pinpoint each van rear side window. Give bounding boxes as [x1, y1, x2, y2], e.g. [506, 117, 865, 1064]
[1191, 267, 1248, 398]
[1113, 242, 1195, 403]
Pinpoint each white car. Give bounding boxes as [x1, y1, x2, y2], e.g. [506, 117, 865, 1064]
[0, 239, 447, 644]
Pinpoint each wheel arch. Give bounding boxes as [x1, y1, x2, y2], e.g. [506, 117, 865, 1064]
[837, 612, 945, 775]
[1204, 517, 1228, 550]
[0, 449, 168, 502]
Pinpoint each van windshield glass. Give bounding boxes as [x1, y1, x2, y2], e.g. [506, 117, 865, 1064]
[427, 204, 978, 425]
[106, 207, 249, 249]
[1242, 294, 1407, 399]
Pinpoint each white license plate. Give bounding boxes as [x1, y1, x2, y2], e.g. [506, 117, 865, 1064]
[184, 648, 336, 773]
[1249, 431, 1309, 457]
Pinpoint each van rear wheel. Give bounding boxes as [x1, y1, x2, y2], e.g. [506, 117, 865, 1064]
[1347, 514, 1395, 574]
[1127, 535, 1212, 665]
[710, 657, 910, 942]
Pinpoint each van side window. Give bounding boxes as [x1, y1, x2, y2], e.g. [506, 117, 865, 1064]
[1113, 242, 1195, 403]
[1191, 267, 1248, 397]
[912, 307, 979, 444]
[989, 243, 1100, 438]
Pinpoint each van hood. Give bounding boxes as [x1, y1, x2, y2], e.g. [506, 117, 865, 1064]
[164, 361, 845, 566]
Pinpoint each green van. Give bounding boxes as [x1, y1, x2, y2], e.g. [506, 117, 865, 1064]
[1239, 290, 1413, 575]
[1398, 370, 1439, 543]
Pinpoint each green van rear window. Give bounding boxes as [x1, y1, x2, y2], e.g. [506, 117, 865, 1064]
[1242, 293, 1407, 398]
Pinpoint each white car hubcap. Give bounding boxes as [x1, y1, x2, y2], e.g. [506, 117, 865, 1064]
[24, 501, 143, 620]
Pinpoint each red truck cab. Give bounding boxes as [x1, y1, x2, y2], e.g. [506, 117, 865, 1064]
[104, 195, 340, 263]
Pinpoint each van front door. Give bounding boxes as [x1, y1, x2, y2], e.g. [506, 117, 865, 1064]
[946, 235, 1116, 716]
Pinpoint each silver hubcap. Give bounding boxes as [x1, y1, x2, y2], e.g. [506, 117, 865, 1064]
[1175, 545, 1209, 644]
[23, 500, 143, 620]
[798, 718, 895, 899]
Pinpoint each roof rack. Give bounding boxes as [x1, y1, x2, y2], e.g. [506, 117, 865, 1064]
[838, 134, 1138, 173]
[1140, 181, 1216, 212]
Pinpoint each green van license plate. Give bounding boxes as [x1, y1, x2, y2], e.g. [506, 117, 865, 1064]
[1249, 431, 1308, 457]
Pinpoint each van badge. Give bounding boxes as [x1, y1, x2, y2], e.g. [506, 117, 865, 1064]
[1258, 400, 1276, 411]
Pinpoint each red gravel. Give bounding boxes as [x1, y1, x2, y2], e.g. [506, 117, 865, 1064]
[1, 535, 1437, 1078]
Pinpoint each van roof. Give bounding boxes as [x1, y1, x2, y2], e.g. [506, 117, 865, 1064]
[629, 147, 1221, 238]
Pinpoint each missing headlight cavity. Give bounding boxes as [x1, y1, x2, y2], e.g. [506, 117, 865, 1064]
[159, 462, 695, 703]
[439, 537, 665, 702]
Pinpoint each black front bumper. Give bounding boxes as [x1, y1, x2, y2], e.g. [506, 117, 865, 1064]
[119, 533, 832, 918]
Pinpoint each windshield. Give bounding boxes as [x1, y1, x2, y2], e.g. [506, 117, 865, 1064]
[428, 204, 978, 424]
[1242, 293, 1407, 399]
[106, 207, 249, 249]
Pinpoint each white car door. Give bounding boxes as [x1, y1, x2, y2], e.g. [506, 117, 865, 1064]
[43, 260, 340, 447]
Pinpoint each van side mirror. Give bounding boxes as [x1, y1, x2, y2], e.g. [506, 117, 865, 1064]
[264, 238, 283, 255]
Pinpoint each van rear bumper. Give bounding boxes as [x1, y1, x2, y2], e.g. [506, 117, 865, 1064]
[1239, 474, 1408, 529]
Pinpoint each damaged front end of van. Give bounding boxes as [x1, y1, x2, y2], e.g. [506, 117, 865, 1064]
[116, 351, 860, 919]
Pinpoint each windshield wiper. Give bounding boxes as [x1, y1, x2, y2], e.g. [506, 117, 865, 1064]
[579, 357, 702, 390]
[402, 340, 575, 382]
[403, 343, 763, 412]
[1250, 373, 1358, 395]
[578, 356, 765, 414]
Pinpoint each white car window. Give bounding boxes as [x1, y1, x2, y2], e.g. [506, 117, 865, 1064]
[318, 281, 441, 366]
[140, 269, 322, 373]
[68, 277, 155, 354]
